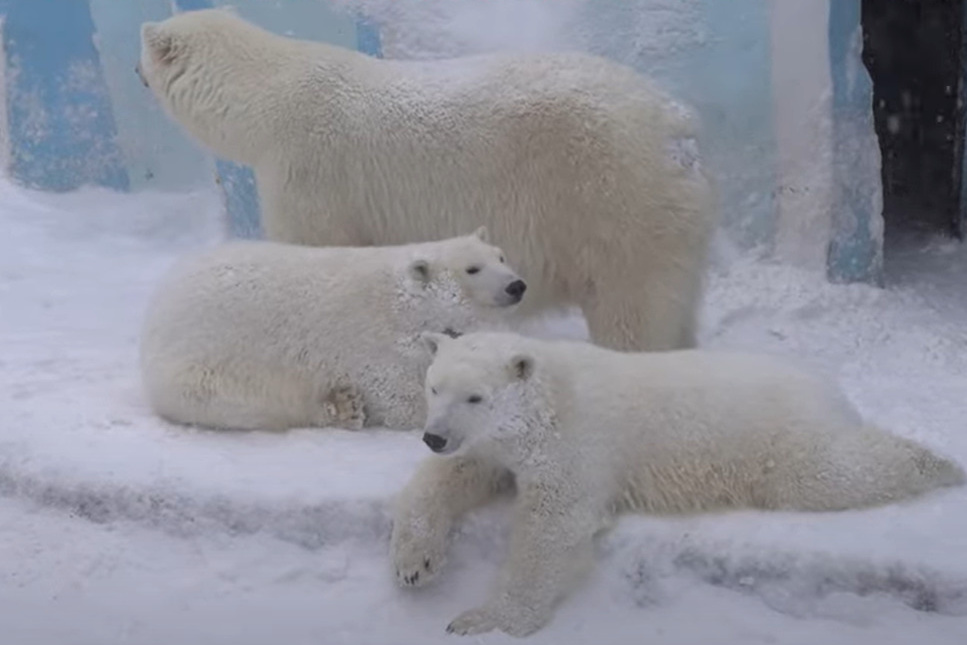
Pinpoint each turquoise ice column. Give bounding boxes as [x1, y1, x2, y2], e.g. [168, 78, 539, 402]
[0, 0, 128, 192]
[173, 0, 382, 239]
[355, 14, 383, 59]
[827, 0, 884, 285]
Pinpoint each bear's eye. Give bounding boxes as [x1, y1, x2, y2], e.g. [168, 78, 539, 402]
[499, 255, 505, 264]
[467, 395, 483, 404]
[431, 387, 438, 396]
[466, 266, 481, 275]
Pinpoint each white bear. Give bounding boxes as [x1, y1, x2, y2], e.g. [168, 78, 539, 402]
[136, 8, 715, 352]
[391, 331, 965, 637]
[140, 229, 526, 431]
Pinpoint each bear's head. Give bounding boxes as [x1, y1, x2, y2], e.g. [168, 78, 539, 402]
[137, 9, 271, 165]
[417, 331, 545, 459]
[405, 227, 527, 309]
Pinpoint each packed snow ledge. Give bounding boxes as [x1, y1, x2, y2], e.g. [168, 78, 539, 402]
[1, 179, 966, 641]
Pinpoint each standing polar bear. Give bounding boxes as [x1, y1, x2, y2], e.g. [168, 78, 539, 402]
[391, 331, 965, 637]
[140, 230, 525, 431]
[136, 8, 715, 352]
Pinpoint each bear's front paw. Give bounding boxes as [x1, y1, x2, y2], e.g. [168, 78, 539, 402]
[328, 384, 366, 430]
[390, 517, 449, 588]
[446, 604, 546, 638]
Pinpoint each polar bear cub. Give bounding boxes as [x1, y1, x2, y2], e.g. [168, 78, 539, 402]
[391, 331, 965, 636]
[140, 229, 525, 431]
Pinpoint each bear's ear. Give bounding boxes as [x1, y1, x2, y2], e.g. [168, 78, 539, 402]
[508, 353, 535, 381]
[407, 258, 431, 284]
[141, 23, 177, 66]
[419, 331, 449, 356]
[472, 226, 490, 243]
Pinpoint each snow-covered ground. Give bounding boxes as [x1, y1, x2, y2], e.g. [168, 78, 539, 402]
[1, 177, 966, 644]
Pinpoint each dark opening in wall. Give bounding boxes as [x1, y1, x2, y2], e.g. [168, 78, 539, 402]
[861, 0, 966, 243]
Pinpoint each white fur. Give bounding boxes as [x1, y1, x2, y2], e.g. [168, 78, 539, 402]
[140, 231, 524, 431]
[391, 331, 966, 636]
[137, 8, 715, 352]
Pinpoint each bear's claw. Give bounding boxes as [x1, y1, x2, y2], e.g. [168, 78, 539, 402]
[391, 528, 448, 589]
[395, 554, 436, 587]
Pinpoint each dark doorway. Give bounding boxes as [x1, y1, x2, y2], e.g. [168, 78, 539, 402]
[861, 0, 966, 241]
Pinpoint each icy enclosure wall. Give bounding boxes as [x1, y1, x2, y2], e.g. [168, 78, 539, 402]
[0, 0, 883, 283]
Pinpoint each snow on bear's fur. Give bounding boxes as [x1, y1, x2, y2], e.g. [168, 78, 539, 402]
[136, 8, 715, 352]
[391, 331, 966, 637]
[139, 230, 526, 431]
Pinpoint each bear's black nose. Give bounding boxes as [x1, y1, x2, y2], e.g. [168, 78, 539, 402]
[422, 432, 448, 453]
[505, 280, 527, 301]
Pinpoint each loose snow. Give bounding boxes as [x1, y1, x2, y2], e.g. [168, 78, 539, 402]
[1, 177, 965, 643]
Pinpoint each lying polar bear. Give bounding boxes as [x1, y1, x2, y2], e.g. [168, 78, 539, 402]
[140, 229, 525, 431]
[391, 331, 965, 637]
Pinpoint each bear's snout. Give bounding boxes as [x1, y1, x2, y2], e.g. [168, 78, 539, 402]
[422, 432, 448, 453]
[505, 279, 527, 302]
